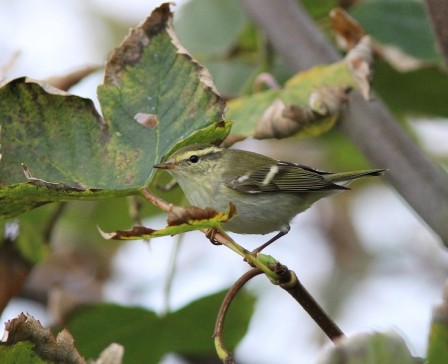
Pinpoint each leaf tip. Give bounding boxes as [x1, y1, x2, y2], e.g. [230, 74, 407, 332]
[97, 226, 116, 240]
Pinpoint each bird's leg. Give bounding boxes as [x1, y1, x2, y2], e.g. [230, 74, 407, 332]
[206, 228, 222, 246]
[251, 225, 290, 255]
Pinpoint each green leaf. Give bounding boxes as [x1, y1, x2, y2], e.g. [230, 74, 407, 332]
[0, 4, 229, 219]
[98, 4, 229, 173]
[427, 293, 448, 364]
[373, 61, 448, 119]
[175, 0, 248, 55]
[67, 290, 255, 363]
[428, 320, 448, 364]
[0, 177, 138, 220]
[0, 79, 116, 188]
[175, 0, 265, 95]
[0, 342, 49, 364]
[351, 0, 441, 64]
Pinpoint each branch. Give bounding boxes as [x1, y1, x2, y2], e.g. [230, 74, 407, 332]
[141, 188, 345, 345]
[214, 268, 263, 364]
[214, 265, 345, 363]
[240, 0, 448, 245]
[274, 263, 345, 342]
[141, 188, 278, 279]
[43, 202, 67, 243]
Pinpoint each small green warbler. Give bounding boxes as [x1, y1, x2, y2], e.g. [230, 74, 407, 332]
[154, 144, 384, 248]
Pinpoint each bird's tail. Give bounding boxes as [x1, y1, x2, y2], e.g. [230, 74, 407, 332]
[325, 169, 386, 188]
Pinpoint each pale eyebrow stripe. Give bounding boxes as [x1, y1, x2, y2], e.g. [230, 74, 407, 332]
[175, 146, 223, 162]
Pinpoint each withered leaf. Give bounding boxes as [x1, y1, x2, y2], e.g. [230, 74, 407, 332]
[100, 203, 237, 240]
[330, 8, 365, 51]
[345, 36, 373, 100]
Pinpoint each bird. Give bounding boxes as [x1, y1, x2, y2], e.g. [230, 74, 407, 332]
[154, 143, 385, 251]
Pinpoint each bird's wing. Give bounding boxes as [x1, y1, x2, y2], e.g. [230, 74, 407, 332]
[224, 162, 347, 193]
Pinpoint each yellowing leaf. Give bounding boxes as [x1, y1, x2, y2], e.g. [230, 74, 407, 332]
[227, 36, 373, 141]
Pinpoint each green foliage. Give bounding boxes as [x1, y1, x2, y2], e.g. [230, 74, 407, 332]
[427, 303, 448, 364]
[373, 61, 448, 119]
[175, 0, 248, 55]
[0, 342, 49, 364]
[66, 290, 255, 364]
[351, 0, 440, 64]
[0, 79, 112, 188]
[175, 0, 263, 95]
[0, 5, 229, 220]
[428, 321, 448, 363]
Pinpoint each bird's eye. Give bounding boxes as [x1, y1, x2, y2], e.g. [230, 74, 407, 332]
[189, 155, 199, 163]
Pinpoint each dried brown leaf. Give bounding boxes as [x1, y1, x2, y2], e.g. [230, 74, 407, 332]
[253, 86, 349, 140]
[253, 99, 306, 139]
[99, 225, 157, 240]
[309, 86, 349, 115]
[167, 204, 235, 226]
[99, 203, 237, 240]
[330, 8, 365, 51]
[344, 36, 373, 100]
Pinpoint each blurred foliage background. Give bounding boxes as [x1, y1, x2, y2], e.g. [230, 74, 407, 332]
[1, 0, 448, 363]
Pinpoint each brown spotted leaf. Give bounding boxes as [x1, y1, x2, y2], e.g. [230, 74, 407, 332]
[0, 3, 229, 219]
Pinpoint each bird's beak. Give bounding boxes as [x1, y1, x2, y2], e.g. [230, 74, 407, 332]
[153, 162, 176, 170]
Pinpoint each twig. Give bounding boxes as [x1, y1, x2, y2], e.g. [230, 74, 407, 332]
[141, 187, 172, 211]
[141, 188, 344, 358]
[43, 202, 67, 243]
[214, 268, 264, 364]
[214, 265, 344, 364]
[161, 234, 183, 315]
[273, 263, 345, 342]
[141, 188, 278, 279]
